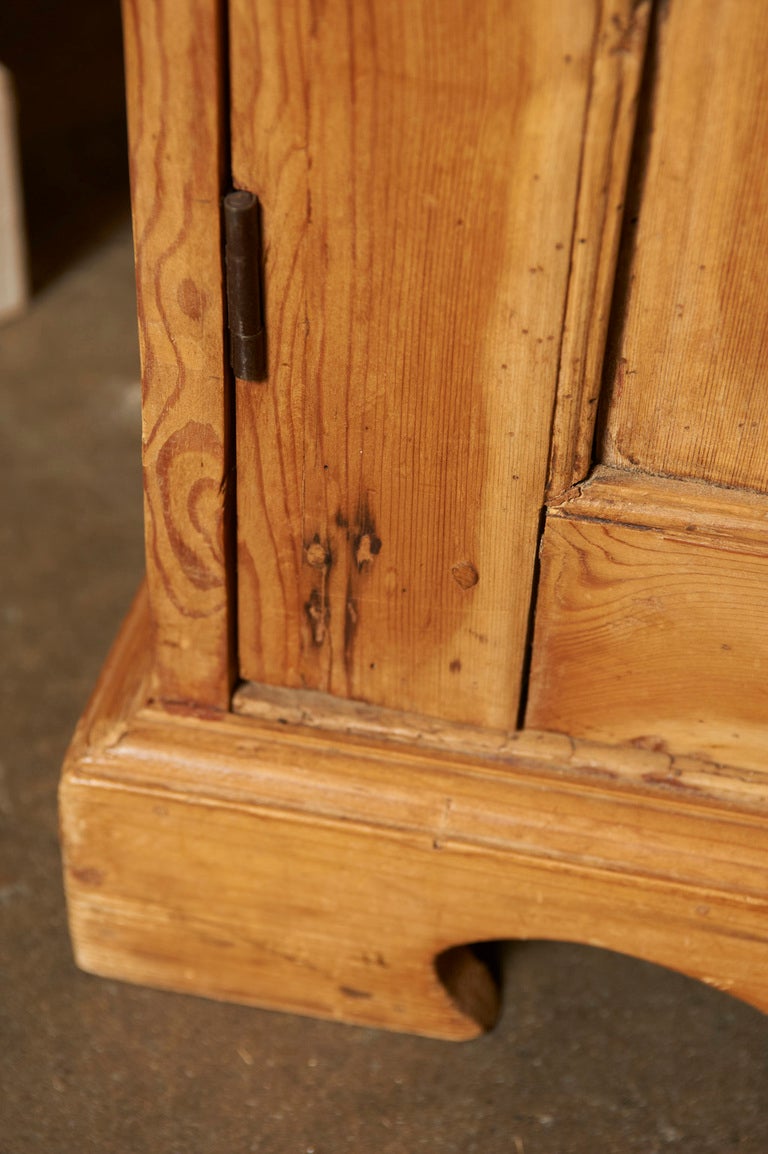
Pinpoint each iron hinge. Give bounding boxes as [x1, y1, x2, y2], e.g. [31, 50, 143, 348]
[223, 190, 266, 382]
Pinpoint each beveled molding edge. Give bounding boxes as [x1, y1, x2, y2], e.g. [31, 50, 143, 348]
[551, 464, 768, 556]
[234, 679, 768, 815]
[65, 585, 768, 897]
[59, 584, 768, 1035]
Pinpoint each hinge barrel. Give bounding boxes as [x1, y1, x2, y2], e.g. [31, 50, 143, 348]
[223, 190, 266, 382]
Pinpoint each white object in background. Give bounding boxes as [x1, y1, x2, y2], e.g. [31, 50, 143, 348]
[0, 65, 29, 322]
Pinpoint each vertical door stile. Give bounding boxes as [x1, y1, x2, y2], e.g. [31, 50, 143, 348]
[544, 0, 652, 499]
[124, 0, 235, 709]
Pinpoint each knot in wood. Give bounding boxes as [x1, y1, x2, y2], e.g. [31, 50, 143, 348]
[451, 561, 479, 590]
[355, 533, 382, 569]
[306, 540, 330, 570]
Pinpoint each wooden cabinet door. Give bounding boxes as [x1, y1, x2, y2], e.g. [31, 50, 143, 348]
[229, 0, 647, 729]
[229, 0, 768, 778]
[527, 0, 768, 774]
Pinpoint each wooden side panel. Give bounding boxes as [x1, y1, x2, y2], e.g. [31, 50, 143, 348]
[599, 0, 768, 492]
[122, 0, 233, 708]
[527, 468, 768, 772]
[230, 0, 600, 726]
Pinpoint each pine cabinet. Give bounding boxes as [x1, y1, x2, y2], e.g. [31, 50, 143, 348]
[60, 0, 768, 1038]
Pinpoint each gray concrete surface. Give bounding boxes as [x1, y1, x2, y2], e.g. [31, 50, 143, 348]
[1, 3, 767, 1150]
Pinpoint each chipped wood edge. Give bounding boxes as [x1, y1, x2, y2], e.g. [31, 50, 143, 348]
[234, 679, 768, 811]
[546, 0, 651, 497]
[551, 464, 768, 556]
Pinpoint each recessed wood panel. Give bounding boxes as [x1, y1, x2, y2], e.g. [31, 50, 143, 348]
[527, 468, 768, 772]
[599, 0, 768, 492]
[229, 0, 611, 725]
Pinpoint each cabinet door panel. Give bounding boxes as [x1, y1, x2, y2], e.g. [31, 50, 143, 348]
[231, 0, 598, 725]
[599, 0, 768, 492]
[530, 1, 768, 772]
[527, 468, 768, 772]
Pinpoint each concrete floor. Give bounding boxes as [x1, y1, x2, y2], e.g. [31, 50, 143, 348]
[1, 5, 767, 1151]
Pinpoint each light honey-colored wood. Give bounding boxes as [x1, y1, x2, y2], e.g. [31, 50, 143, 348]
[61, 588, 768, 1040]
[122, 0, 234, 708]
[231, 0, 608, 726]
[599, 0, 768, 492]
[545, 1, 650, 497]
[527, 467, 768, 772]
[234, 677, 768, 810]
[61, 0, 768, 1040]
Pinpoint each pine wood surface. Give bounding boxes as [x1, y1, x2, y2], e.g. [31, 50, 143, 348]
[61, 588, 768, 1040]
[527, 467, 768, 772]
[122, 0, 233, 709]
[234, 677, 768, 812]
[599, 0, 768, 492]
[66, 0, 768, 1041]
[230, 0, 616, 727]
[550, 464, 768, 551]
[545, 1, 650, 497]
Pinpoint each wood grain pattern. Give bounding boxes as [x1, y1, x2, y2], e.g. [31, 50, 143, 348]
[234, 677, 768, 810]
[231, 0, 601, 725]
[527, 468, 768, 772]
[61, 589, 768, 1041]
[122, 0, 233, 708]
[599, 0, 768, 492]
[545, 0, 650, 497]
[551, 464, 768, 550]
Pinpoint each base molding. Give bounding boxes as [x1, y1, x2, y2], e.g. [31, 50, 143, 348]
[60, 587, 768, 1039]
